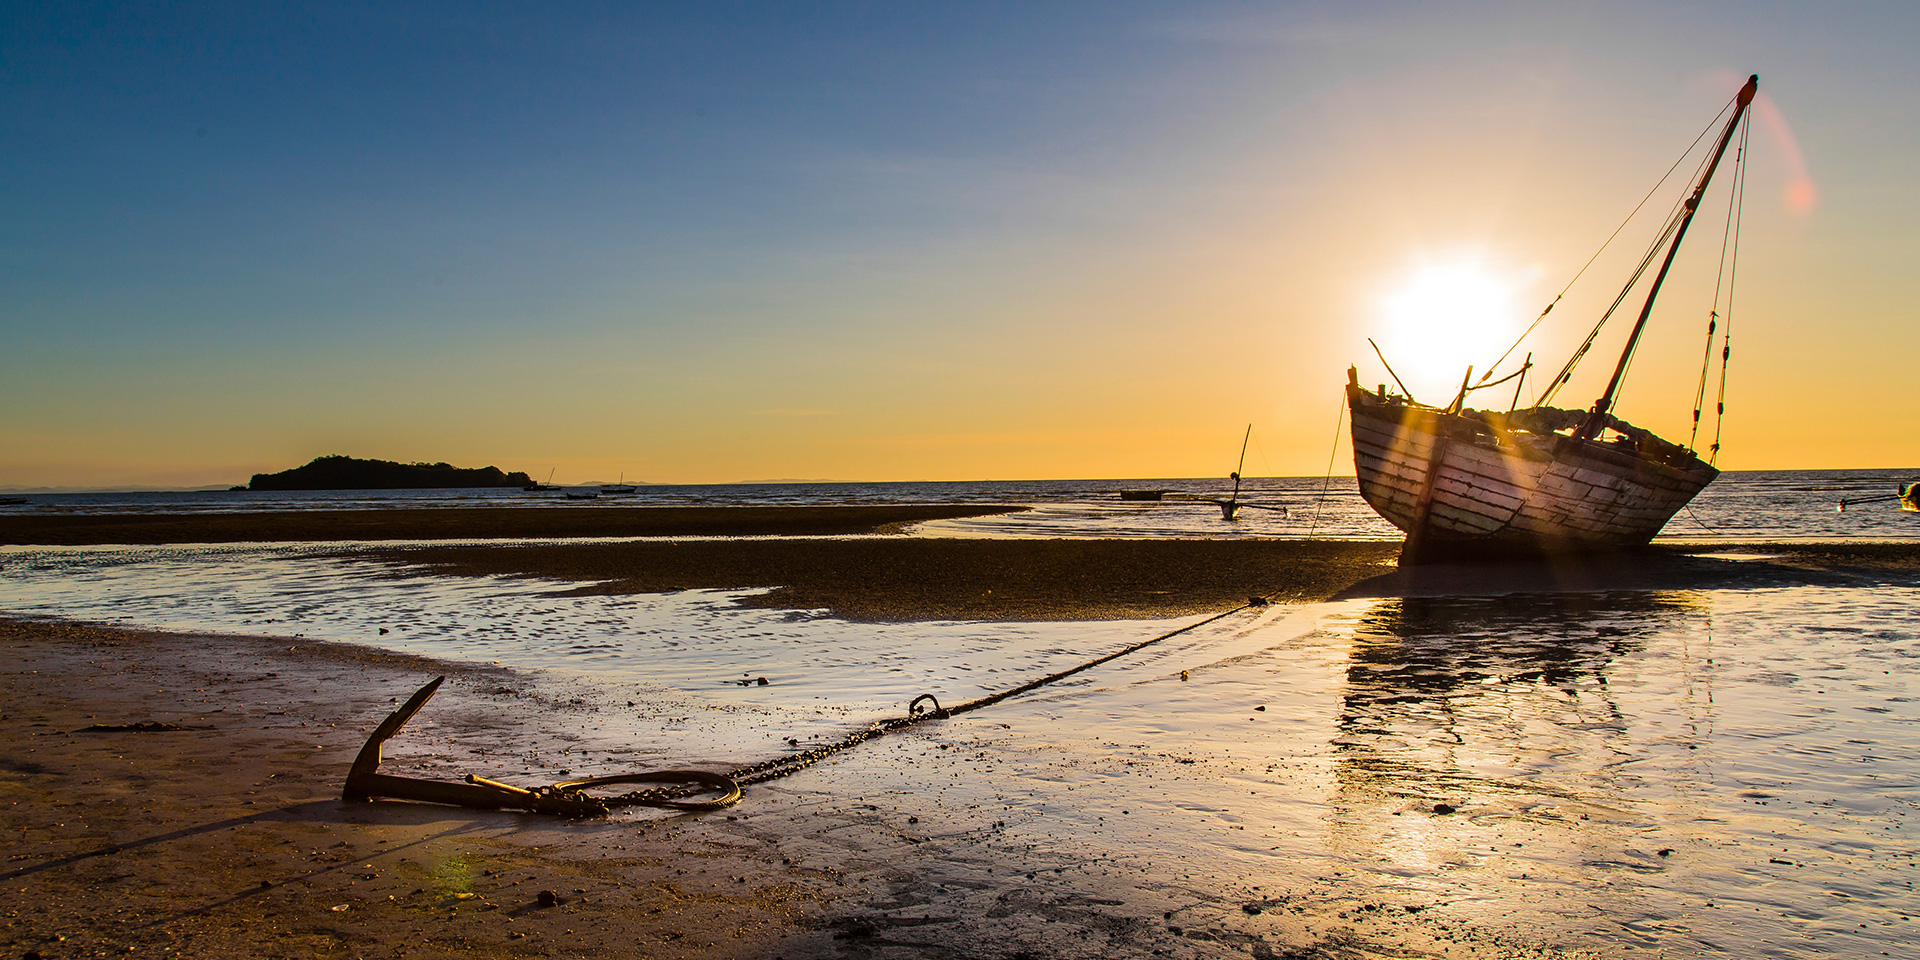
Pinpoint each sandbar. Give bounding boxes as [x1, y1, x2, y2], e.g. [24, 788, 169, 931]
[367, 538, 1403, 621]
[365, 538, 1920, 621]
[0, 504, 1021, 546]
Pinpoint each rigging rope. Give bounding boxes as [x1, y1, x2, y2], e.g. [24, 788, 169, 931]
[1535, 90, 1747, 410]
[1604, 115, 1749, 421]
[1538, 150, 1707, 409]
[1683, 503, 1720, 535]
[1688, 307, 1720, 453]
[1691, 116, 1747, 453]
[1709, 118, 1750, 465]
[1307, 392, 1347, 538]
[1481, 96, 1739, 394]
[1249, 427, 1275, 479]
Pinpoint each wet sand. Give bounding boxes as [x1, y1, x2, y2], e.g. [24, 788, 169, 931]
[0, 504, 1022, 546]
[0, 619, 838, 960]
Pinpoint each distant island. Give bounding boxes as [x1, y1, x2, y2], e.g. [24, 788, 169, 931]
[248, 456, 535, 491]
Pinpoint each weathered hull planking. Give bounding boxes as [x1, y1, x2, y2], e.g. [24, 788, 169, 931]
[1347, 382, 1717, 564]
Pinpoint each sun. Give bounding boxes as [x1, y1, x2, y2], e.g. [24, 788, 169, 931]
[1372, 256, 1529, 403]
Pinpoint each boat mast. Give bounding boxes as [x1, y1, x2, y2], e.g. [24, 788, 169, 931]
[1224, 424, 1251, 518]
[1577, 74, 1757, 441]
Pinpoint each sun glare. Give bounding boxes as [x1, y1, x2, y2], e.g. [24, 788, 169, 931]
[1373, 257, 1528, 402]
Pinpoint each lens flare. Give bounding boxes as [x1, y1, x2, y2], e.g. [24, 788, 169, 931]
[1753, 93, 1819, 216]
[1372, 256, 1528, 401]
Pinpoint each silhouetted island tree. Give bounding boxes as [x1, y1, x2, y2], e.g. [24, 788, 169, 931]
[248, 456, 535, 491]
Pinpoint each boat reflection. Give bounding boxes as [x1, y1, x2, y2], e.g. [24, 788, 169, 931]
[1326, 591, 1714, 872]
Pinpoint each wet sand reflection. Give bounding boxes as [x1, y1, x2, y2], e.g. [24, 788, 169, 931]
[1334, 592, 1697, 806]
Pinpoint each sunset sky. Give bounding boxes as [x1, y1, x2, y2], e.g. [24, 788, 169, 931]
[5, 2, 1915, 489]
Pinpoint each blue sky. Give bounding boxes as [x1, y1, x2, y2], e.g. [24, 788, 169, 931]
[4, 2, 1916, 487]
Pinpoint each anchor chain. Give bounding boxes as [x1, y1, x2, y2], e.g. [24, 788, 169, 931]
[347, 600, 1266, 817]
[577, 600, 1261, 813]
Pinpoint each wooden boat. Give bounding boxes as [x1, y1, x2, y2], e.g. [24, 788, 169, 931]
[1116, 427, 1290, 518]
[1350, 76, 1757, 565]
[1199, 425, 1289, 520]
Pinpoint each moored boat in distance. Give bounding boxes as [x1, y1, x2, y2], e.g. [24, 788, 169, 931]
[1350, 75, 1758, 565]
[524, 468, 559, 492]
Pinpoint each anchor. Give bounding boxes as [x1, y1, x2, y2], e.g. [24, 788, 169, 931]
[341, 676, 740, 818]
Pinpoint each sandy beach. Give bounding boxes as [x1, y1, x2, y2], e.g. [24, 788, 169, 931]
[1, 619, 829, 960]
[6, 517, 1920, 959]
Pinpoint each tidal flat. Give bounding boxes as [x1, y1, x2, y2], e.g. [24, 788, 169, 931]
[2, 513, 1917, 958]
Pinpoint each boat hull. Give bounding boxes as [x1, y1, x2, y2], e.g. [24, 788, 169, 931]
[1347, 384, 1717, 564]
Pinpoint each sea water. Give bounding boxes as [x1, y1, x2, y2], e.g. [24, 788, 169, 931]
[4, 469, 1917, 541]
[1, 470, 1916, 957]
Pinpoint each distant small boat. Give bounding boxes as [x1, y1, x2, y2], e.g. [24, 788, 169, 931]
[565, 489, 600, 500]
[524, 468, 558, 492]
[601, 473, 636, 495]
[0, 497, 27, 506]
[1350, 75, 1757, 564]
[1201, 425, 1289, 520]
[1119, 428, 1290, 519]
